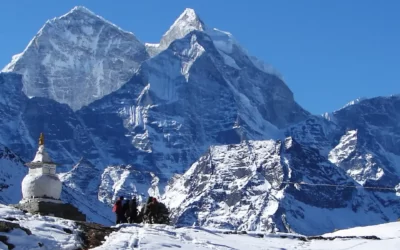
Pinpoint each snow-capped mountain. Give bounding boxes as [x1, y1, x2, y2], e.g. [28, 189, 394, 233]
[164, 95, 400, 235]
[159, 8, 205, 51]
[287, 95, 400, 190]
[74, 8, 309, 184]
[163, 137, 400, 235]
[2, 7, 308, 174]
[2, 6, 149, 111]
[328, 95, 400, 187]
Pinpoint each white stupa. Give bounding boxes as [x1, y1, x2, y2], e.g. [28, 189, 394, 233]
[20, 133, 62, 203]
[15, 133, 86, 221]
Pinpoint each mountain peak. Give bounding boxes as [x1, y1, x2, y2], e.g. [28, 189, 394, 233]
[173, 8, 204, 30]
[57, 6, 131, 35]
[180, 8, 199, 20]
[159, 8, 205, 50]
[56, 6, 101, 22]
[73, 157, 96, 170]
[69, 6, 95, 15]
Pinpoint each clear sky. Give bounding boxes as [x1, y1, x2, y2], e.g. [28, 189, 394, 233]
[1, 0, 399, 114]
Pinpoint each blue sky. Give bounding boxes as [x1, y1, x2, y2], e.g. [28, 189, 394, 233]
[1, 0, 399, 114]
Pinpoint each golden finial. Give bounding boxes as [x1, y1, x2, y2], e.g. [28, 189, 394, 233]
[38, 133, 44, 146]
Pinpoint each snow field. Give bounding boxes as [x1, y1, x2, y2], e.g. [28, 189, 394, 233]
[1, 204, 400, 249]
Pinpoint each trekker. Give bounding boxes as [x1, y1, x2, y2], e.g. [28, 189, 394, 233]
[128, 196, 138, 223]
[137, 196, 170, 224]
[112, 196, 127, 224]
[122, 197, 130, 220]
[143, 196, 153, 218]
[147, 197, 159, 224]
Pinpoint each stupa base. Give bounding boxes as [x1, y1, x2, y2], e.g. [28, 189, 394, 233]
[13, 199, 86, 221]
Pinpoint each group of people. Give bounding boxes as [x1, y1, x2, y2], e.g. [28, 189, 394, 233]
[112, 195, 170, 225]
[112, 195, 138, 224]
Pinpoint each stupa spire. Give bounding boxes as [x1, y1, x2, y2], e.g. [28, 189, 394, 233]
[28, 132, 54, 165]
[39, 132, 44, 146]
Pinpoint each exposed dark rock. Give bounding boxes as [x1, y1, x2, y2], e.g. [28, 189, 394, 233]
[0, 221, 32, 249]
[0, 235, 15, 249]
[207, 229, 381, 242]
[63, 228, 73, 234]
[305, 235, 381, 241]
[3, 218, 18, 222]
[75, 221, 116, 249]
[0, 220, 31, 235]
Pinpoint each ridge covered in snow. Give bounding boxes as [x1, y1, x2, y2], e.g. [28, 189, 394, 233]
[147, 8, 283, 78]
[341, 97, 367, 109]
[158, 8, 205, 50]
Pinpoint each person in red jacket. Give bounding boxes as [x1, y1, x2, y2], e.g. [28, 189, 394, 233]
[112, 196, 127, 224]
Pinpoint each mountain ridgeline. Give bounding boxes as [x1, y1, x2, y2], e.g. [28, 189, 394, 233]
[0, 6, 399, 235]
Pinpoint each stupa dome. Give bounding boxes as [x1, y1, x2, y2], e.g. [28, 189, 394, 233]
[22, 174, 62, 200]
